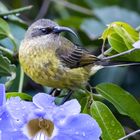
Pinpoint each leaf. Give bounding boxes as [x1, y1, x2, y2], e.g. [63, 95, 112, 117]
[79, 95, 91, 114]
[95, 83, 140, 126]
[0, 18, 17, 49]
[73, 90, 91, 114]
[112, 22, 138, 41]
[101, 22, 138, 53]
[101, 27, 114, 41]
[94, 6, 140, 27]
[0, 53, 16, 86]
[6, 92, 32, 101]
[91, 101, 125, 140]
[57, 16, 83, 29]
[108, 33, 128, 52]
[0, 2, 27, 28]
[85, 0, 120, 8]
[80, 19, 106, 39]
[110, 22, 138, 50]
[0, 18, 11, 39]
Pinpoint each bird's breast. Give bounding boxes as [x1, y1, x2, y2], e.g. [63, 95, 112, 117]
[19, 37, 90, 89]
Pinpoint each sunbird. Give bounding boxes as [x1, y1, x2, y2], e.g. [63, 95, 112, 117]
[19, 19, 140, 94]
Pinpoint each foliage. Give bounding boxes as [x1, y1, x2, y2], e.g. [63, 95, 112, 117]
[1, 0, 140, 140]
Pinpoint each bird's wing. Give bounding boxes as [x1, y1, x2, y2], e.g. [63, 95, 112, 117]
[57, 46, 98, 68]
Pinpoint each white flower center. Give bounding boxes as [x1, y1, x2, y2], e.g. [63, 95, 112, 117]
[33, 130, 48, 140]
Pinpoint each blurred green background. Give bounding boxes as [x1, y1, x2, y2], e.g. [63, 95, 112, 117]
[1, 0, 140, 96]
[1, 0, 140, 138]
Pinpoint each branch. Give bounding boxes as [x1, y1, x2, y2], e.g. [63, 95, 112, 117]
[35, 0, 51, 20]
[119, 129, 140, 140]
[0, 5, 33, 17]
[0, 46, 13, 57]
[51, 0, 93, 16]
[18, 67, 24, 93]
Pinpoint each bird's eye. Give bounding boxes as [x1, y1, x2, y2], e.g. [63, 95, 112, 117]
[40, 27, 52, 34]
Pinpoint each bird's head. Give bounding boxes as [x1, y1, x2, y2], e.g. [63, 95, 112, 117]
[25, 19, 77, 39]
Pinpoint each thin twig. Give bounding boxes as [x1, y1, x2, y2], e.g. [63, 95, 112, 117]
[51, 0, 93, 16]
[101, 40, 106, 58]
[0, 46, 13, 56]
[0, 5, 33, 17]
[98, 48, 113, 59]
[8, 34, 18, 52]
[102, 48, 140, 60]
[35, 0, 51, 20]
[18, 67, 24, 93]
[119, 129, 140, 140]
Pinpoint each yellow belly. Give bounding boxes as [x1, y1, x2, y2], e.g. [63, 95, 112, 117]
[19, 41, 90, 89]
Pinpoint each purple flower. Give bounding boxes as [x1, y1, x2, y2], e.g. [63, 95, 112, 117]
[0, 84, 101, 140]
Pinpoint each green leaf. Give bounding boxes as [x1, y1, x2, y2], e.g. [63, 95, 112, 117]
[113, 22, 138, 41]
[101, 21, 138, 53]
[0, 18, 17, 49]
[91, 101, 125, 140]
[80, 95, 91, 114]
[0, 53, 16, 86]
[57, 16, 83, 29]
[0, 53, 15, 76]
[0, 18, 11, 39]
[72, 90, 92, 114]
[111, 22, 138, 50]
[108, 33, 128, 52]
[95, 83, 140, 126]
[6, 92, 32, 101]
[85, 0, 121, 8]
[0, 2, 27, 28]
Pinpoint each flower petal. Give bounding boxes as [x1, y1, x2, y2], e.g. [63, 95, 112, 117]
[0, 110, 13, 131]
[1, 131, 29, 140]
[52, 134, 73, 140]
[6, 97, 36, 127]
[33, 93, 56, 109]
[0, 84, 6, 106]
[55, 114, 101, 140]
[53, 99, 81, 124]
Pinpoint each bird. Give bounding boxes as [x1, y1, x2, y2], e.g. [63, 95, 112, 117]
[19, 19, 140, 95]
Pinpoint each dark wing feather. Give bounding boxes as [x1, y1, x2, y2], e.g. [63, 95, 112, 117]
[58, 46, 98, 68]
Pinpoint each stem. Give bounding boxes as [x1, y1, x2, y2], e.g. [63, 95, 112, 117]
[18, 67, 24, 93]
[92, 94, 104, 101]
[98, 47, 113, 59]
[101, 40, 106, 58]
[85, 89, 105, 101]
[51, 0, 93, 16]
[102, 48, 140, 60]
[0, 5, 33, 17]
[35, 0, 51, 20]
[9, 35, 18, 52]
[119, 129, 140, 140]
[0, 46, 13, 56]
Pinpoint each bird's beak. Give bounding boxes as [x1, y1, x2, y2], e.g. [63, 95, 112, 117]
[53, 26, 78, 38]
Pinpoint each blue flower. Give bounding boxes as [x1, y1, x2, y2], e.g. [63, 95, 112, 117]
[0, 84, 32, 140]
[0, 84, 101, 140]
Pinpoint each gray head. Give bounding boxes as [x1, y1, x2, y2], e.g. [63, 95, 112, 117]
[25, 19, 77, 39]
